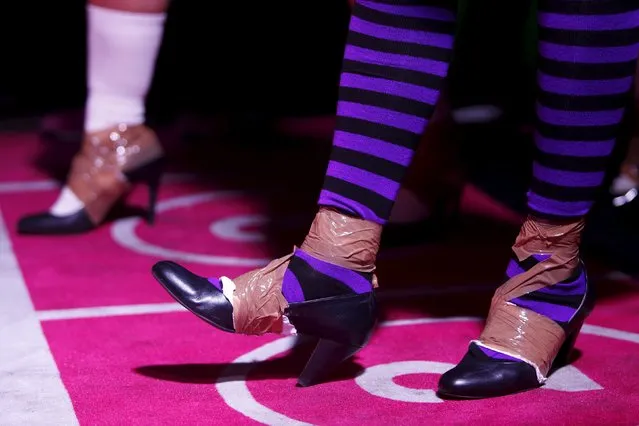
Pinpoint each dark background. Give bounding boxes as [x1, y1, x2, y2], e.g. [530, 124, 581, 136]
[1, 0, 637, 273]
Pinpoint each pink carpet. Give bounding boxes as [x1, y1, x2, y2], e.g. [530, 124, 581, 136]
[1, 125, 638, 425]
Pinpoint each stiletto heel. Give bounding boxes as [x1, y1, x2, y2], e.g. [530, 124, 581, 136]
[297, 339, 360, 387]
[147, 179, 160, 225]
[123, 157, 165, 225]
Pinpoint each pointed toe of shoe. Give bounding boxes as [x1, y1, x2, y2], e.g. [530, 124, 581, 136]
[437, 345, 540, 399]
[152, 261, 235, 332]
[17, 211, 95, 235]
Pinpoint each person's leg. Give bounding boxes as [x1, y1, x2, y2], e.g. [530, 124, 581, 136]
[18, 0, 168, 235]
[440, 0, 639, 399]
[152, 0, 457, 386]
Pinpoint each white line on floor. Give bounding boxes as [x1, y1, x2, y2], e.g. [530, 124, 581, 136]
[0, 173, 196, 194]
[33, 269, 637, 323]
[37, 302, 186, 321]
[0, 211, 79, 426]
[35, 284, 496, 322]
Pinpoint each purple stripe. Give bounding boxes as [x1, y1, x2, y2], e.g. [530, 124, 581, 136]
[344, 45, 449, 77]
[535, 134, 615, 157]
[326, 160, 400, 200]
[533, 254, 551, 262]
[539, 41, 639, 64]
[478, 346, 521, 362]
[358, 0, 455, 21]
[282, 269, 305, 303]
[539, 10, 639, 31]
[208, 277, 221, 291]
[510, 297, 576, 323]
[538, 72, 633, 96]
[527, 191, 594, 217]
[533, 162, 605, 187]
[506, 259, 526, 278]
[537, 104, 624, 127]
[319, 189, 386, 224]
[350, 16, 454, 49]
[340, 72, 440, 104]
[333, 130, 415, 166]
[294, 249, 372, 294]
[337, 101, 428, 133]
[537, 274, 587, 297]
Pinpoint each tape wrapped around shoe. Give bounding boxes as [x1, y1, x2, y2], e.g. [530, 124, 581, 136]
[476, 216, 584, 382]
[228, 207, 382, 335]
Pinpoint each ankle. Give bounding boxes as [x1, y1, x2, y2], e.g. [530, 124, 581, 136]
[300, 207, 382, 274]
[513, 215, 584, 262]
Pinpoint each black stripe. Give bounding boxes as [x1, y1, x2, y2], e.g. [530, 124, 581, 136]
[336, 116, 421, 149]
[518, 255, 541, 271]
[288, 255, 355, 300]
[339, 86, 435, 117]
[536, 120, 620, 141]
[355, 270, 374, 281]
[354, 2, 456, 35]
[538, 27, 639, 47]
[529, 178, 602, 202]
[538, 57, 637, 80]
[540, 0, 639, 15]
[349, 31, 453, 63]
[536, 150, 611, 172]
[323, 176, 394, 220]
[330, 146, 408, 183]
[515, 291, 584, 310]
[537, 90, 631, 111]
[342, 59, 444, 89]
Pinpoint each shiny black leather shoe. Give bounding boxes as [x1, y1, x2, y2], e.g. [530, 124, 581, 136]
[152, 260, 378, 387]
[17, 209, 96, 235]
[438, 263, 596, 399]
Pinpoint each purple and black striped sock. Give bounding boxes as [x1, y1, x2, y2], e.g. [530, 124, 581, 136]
[480, 0, 639, 363]
[319, 0, 456, 225]
[529, 0, 639, 218]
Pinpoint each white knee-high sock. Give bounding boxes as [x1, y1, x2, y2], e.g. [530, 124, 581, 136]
[51, 5, 166, 216]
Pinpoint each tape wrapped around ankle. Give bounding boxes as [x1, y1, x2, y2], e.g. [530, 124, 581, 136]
[478, 217, 584, 380]
[68, 124, 163, 224]
[300, 207, 382, 287]
[230, 253, 293, 335]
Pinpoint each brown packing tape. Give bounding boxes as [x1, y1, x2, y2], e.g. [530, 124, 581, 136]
[479, 216, 584, 378]
[231, 253, 292, 335]
[301, 208, 382, 287]
[479, 302, 565, 377]
[230, 208, 383, 334]
[67, 124, 164, 224]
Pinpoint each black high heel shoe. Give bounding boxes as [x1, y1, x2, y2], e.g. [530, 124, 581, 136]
[152, 260, 378, 387]
[438, 261, 595, 399]
[18, 124, 165, 235]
